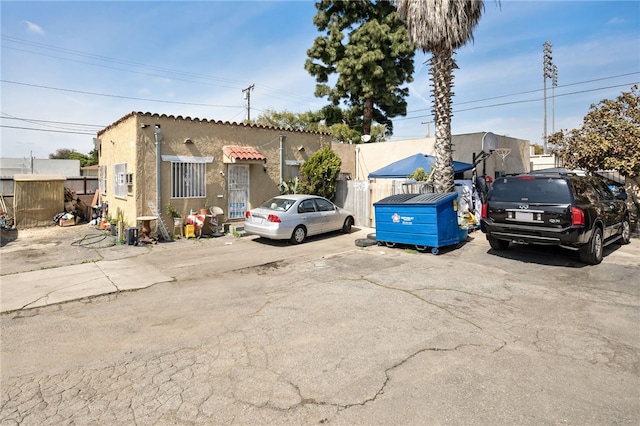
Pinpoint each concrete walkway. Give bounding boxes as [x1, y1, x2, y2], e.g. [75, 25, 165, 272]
[1, 258, 173, 312]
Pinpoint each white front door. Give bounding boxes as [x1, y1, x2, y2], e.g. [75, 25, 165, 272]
[228, 165, 249, 220]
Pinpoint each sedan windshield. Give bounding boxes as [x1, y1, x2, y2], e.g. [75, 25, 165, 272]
[260, 197, 295, 211]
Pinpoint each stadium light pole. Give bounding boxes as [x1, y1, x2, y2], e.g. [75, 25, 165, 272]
[543, 41, 554, 154]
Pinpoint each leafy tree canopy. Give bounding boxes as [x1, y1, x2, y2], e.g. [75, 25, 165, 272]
[253, 107, 386, 143]
[305, 0, 415, 136]
[531, 144, 544, 155]
[550, 85, 640, 178]
[298, 145, 342, 200]
[49, 148, 97, 167]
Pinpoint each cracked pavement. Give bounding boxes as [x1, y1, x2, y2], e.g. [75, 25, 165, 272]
[1, 228, 639, 424]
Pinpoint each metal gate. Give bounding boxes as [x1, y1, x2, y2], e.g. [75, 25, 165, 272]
[228, 165, 249, 220]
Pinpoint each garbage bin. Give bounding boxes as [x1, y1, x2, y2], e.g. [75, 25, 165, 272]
[125, 227, 138, 245]
[374, 192, 460, 254]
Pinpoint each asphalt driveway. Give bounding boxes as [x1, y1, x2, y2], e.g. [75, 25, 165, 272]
[1, 225, 639, 424]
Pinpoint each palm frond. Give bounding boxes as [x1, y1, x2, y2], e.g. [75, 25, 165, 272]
[395, 0, 484, 52]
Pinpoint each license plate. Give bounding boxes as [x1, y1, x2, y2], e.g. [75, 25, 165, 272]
[516, 212, 533, 221]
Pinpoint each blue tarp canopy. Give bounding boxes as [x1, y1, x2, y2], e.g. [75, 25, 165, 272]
[368, 153, 473, 179]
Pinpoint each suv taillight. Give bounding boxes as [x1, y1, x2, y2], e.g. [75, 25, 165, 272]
[571, 206, 585, 226]
[481, 203, 488, 219]
[245, 211, 251, 219]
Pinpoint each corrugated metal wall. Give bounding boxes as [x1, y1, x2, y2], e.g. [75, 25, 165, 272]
[13, 176, 65, 228]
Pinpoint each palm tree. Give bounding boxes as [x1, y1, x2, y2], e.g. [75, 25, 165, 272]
[395, 0, 485, 193]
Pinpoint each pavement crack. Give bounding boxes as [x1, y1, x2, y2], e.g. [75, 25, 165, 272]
[94, 261, 120, 292]
[357, 276, 484, 330]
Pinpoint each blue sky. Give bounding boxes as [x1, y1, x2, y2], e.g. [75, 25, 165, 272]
[1, 0, 639, 160]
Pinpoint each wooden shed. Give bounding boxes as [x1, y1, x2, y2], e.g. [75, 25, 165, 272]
[13, 174, 66, 228]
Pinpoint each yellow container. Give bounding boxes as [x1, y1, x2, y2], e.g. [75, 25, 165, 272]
[184, 224, 196, 239]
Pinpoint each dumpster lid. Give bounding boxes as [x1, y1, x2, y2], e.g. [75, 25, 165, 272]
[374, 192, 458, 205]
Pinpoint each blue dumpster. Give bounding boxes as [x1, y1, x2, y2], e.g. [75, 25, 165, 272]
[374, 192, 460, 254]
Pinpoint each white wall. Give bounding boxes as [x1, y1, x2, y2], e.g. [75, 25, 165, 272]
[352, 133, 530, 180]
[0, 158, 81, 177]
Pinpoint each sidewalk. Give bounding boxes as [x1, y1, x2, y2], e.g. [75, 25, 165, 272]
[0, 224, 376, 314]
[1, 258, 173, 312]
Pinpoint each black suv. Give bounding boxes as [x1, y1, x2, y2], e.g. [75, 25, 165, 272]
[480, 171, 631, 264]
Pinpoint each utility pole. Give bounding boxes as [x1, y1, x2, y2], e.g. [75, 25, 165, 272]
[421, 121, 432, 137]
[242, 84, 255, 121]
[543, 41, 555, 154]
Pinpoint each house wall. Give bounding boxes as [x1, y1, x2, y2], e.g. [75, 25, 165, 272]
[530, 154, 562, 171]
[340, 133, 530, 181]
[98, 114, 140, 228]
[453, 133, 530, 178]
[98, 112, 328, 230]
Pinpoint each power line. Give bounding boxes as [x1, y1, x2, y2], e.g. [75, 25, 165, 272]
[0, 115, 106, 128]
[2, 35, 322, 106]
[0, 125, 95, 135]
[0, 79, 246, 108]
[396, 81, 639, 121]
[406, 72, 640, 114]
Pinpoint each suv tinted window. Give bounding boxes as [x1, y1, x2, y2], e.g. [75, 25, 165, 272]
[490, 177, 572, 203]
[592, 178, 615, 201]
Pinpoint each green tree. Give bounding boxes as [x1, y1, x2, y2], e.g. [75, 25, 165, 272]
[531, 144, 544, 155]
[253, 107, 387, 143]
[395, 0, 486, 193]
[305, 0, 415, 137]
[550, 85, 640, 178]
[49, 148, 74, 160]
[298, 145, 342, 201]
[49, 148, 98, 167]
[252, 109, 322, 131]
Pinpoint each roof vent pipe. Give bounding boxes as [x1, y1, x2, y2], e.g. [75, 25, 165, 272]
[154, 125, 163, 215]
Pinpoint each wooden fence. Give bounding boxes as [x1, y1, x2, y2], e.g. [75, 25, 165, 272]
[1, 176, 98, 196]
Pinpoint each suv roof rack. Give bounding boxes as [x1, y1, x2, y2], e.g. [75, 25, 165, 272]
[529, 167, 588, 177]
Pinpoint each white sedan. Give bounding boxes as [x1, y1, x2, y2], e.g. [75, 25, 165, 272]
[244, 194, 355, 244]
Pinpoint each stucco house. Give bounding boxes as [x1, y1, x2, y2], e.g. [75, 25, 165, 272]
[96, 111, 329, 235]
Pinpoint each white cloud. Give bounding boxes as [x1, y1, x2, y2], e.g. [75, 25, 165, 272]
[23, 21, 44, 35]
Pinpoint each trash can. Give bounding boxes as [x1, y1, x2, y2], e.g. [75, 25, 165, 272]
[374, 192, 460, 254]
[125, 227, 138, 245]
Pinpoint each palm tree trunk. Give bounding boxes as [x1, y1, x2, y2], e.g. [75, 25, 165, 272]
[430, 47, 456, 193]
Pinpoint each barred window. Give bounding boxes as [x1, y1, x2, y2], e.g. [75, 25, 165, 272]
[171, 161, 206, 198]
[114, 163, 127, 198]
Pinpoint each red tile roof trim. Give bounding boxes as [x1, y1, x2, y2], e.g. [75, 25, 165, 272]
[97, 111, 331, 137]
[223, 146, 266, 162]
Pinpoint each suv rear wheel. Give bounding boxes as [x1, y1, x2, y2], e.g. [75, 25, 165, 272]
[488, 236, 509, 251]
[579, 227, 603, 265]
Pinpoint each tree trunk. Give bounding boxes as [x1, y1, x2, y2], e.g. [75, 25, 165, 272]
[430, 48, 456, 193]
[363, 98, 374, 136]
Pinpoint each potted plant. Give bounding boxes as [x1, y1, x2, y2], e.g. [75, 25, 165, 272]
[166, 202, 184, 239]
[166, 202, 182, 219]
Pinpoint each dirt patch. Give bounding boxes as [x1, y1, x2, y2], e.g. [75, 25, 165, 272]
[0, 224, 117, 275]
